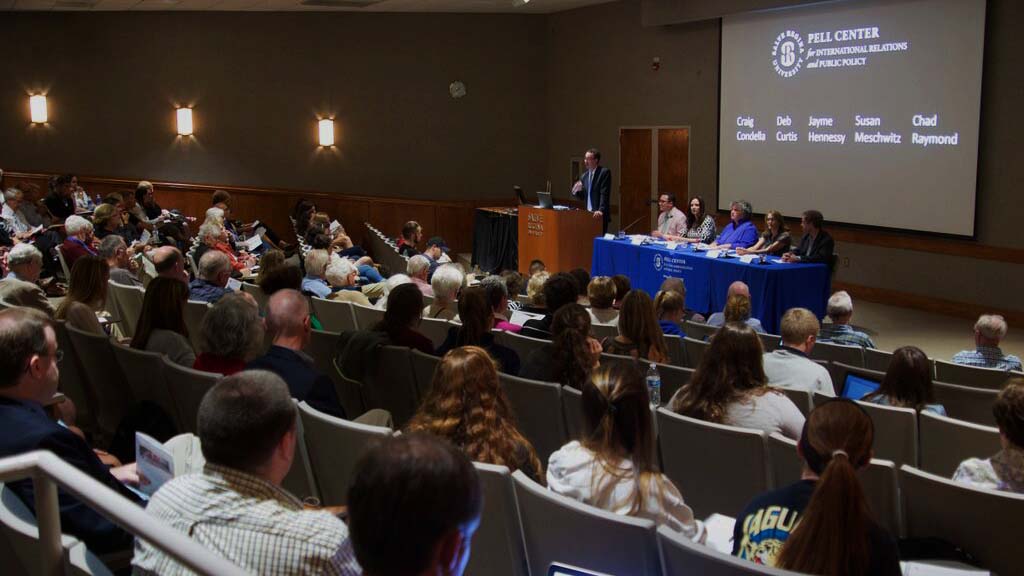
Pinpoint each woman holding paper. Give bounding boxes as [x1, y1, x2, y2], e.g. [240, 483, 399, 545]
[737, 210, 791, 256]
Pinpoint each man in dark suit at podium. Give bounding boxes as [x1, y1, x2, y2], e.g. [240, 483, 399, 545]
[571, 148, 612, 234]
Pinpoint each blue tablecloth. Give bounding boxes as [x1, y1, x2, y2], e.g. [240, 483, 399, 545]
[591, 237, 830, 334]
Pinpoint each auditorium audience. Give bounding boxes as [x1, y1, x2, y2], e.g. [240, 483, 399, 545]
[603, 290, 669, 364]
[194, 292, 265, 375]
[255, 248, 286, 285]
[587, 276, 619, 326]
[783, 209, 835, 266]
[407, 346, 540, 480]
[611, 274, 631, 308]
[520, 304, 602, 390]
[99, 235, 142, 287]
[2, 187, 34, 237]
[132, 370, 360, 575]
[0, 243, 54, 314]
[421, 236, 450, 279]
[151, 246, 189, 284]
[247, 289, 347, 418]
[61, 214, 98, 268]
[480, 274, 521, 333]
[863, 346, 947, 415]
[197, 222, 253, 274]
[372, 273, 412, 311]
[954, 377, 1024, 493]
[259, 261, 303, 295]
[952, 314, 1022, 371]
[528, 259, 546, 276]
[676, 196, 715, 244]
[568, 268, 591, 305]
[763, 308, 834, 396]
[347, 433, 481, 576]
[0, 308, 141, 553]
[707, 281, 765, 333]
[189, 251, 233, 304]
[406, 254, 434, 297]
[733, 400, 900, 575]
[818, 290, 876, 348]
[397, 220, 422, 257]
[522, 272, 579, 339]
[325, 258, 373, 306]
[92, 202, 129, 243]
[650, 193, 687, 240]
[43, 174, 76, 221]
[654, 290, 686, 336]
[436, 286, 519, 374]
[54, 256, 109, 334]
[737, 210, 791, 256]
[711, 200, 758, 250]
[425, 263, 463, 320]
[659, 277, 705, 323]
[130, 277, 195, 367]
[523, 271, 549, 313]
[372, 283, 433, 354]
[670, 322, 804, 438]
[548, 362, 705, 541]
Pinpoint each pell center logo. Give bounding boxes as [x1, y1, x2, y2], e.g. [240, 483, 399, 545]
[653, 254, 663, 271]
[772, 30, 805, 78]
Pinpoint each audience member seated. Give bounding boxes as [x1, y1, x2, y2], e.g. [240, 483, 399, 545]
[292, 199, 316, 235]
[372, 283, 433, 354]
[587, 276, 619, 326]
[952, 314, 1022, 371]
[132, 370, 361, 575]
[407, 346, 541, 480]
[258, 261, 302, 294]
[421, 236, 451, 279]
[196, 222, 253, 274]
[136, 181, 190, 247]
[611, 274, 631, 308]
[502, 270, 525, 312]
[603, 290, 669, 363]
[659, 277, 705, 323]
[424, 264, 464, 321]
[213, 189, 286, 252]
[372, 274, 412, 311]
[246, 289, 348, 418]
[0, 243, 54, 314]
[763, 308, 834, 396]
[189, 251, 233, 304]
[522, 271, 549, 314]
[954, 377, 1024, 493]
[818, 290, 875, 348]
[99, 235, 142, 287]
[521, 272, 579, 339]
[782, 209, 835, 266]
[678, 196, 717, 244]
[396, 220, 422, 257]
[406, 255, 434, 298]
[131, 277, 195, 367]
[193, 292, 265, 375]
[480, 274, 521, 333]
[0, 308, 141, 553]
[301, 249, 334, 299]
[92, 202, 133, 245]
[528, 258, 545, 276]
[43, 174, 76, 222]
[61, 214, 98, 268]
[670, 322, 804, 438]
[151, 246, 189, 284]
[737, 210, 791, 256]
[325, 258, 373, 306]
[2, 187, 34, 238]
[863, 346, 946, 415]
[650, 193, 687, 240]
[436, 286, 519, 374]
[568, 268, 590, 305]
[347, 433, 481, 576]
[707, 281, 765, 333]
[654, 290, 686, 336]
[54, 256, 109, 334]
[733, 399, 900, 574]
[521, 304, 602, 389]
[711, 200, 758, 250]
[255, 249, 286, 285]
[548, 362, 705, 541]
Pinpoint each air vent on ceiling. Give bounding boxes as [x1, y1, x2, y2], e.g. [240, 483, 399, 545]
[299, 0, 384, 7]
[55, 0, 99, 7]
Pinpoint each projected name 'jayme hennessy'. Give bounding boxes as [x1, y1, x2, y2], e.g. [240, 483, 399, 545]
[720, 0, 985, 237]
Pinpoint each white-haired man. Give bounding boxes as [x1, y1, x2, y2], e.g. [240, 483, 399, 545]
[406, 255, 434, 298]
[818, 290, 875, 348]
[324, 258, 372, 306]
[189, 250, 233, 304]
[60, 214, 97, 269]
[0, 244, 54, 315]
[952, 314, 1022, 371]
[98, 235, 142, 287]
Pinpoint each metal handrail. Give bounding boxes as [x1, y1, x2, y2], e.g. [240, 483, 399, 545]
[0, 450, 249, 576]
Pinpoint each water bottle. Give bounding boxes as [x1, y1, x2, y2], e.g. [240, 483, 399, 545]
[646, 363, 661, 407]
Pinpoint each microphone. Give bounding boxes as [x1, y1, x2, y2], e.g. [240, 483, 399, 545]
[619, 215, 646, 235]
[513, 186, 528, 205]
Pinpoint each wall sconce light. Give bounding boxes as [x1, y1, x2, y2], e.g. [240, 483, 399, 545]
[29, 95, 48, 123]
[318, 119, 335, 147]
[176, 107, 194, 136]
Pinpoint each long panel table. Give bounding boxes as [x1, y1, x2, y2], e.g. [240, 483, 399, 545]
[591, 237, 830, 335]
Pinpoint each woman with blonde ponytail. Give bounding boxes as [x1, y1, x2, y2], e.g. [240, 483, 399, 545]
[732, 399, 900, 574]
[546, 363, 705, 542]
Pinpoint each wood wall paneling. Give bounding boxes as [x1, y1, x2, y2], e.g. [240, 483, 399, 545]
[619, 128, 653, 233]
[657, 128, 689, 200]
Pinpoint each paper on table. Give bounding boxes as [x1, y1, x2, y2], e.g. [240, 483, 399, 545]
[136, 432, 175, 497]
[603, 233, 615, 240]
[666, 241, 678, 250]
[739, 255, 758, 264]
[227, 277, 242, 291]
[703, 513, 736, 554]
[706, 249, 722, 259]
[630, 235, 644, 246]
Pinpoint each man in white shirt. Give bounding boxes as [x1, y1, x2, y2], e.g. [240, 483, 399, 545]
[763, 307, 834, 396]
[650, 193, 687, 239]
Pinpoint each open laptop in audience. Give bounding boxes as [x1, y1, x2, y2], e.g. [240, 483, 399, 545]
[841, 372, 881, 400]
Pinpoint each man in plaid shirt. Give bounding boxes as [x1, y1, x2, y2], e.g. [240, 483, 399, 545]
[818, 290, 876, 349]
[952, 314, 1023, 372]
[133, 370, 360, 575]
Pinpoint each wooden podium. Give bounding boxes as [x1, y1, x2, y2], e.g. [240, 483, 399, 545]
[517, 205, 602, 273]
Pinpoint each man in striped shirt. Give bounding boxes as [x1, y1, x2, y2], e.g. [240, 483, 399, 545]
[132, 370, 360, 575]
[952, 314, 1023, 372]
[818, 290, 876, 349]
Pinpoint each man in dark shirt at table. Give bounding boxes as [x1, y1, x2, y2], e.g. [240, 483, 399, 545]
[782, 210, 834, 268]
[0, 308, 142, 553]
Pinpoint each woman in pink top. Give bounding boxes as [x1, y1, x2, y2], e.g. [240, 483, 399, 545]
[480, 275, 522, 333]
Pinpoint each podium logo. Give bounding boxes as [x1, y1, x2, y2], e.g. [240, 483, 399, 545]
[653, 254, 664, 271]
[772, 30, 805, 78]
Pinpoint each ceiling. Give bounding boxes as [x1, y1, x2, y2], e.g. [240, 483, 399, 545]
[4, 0, 613, 13]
